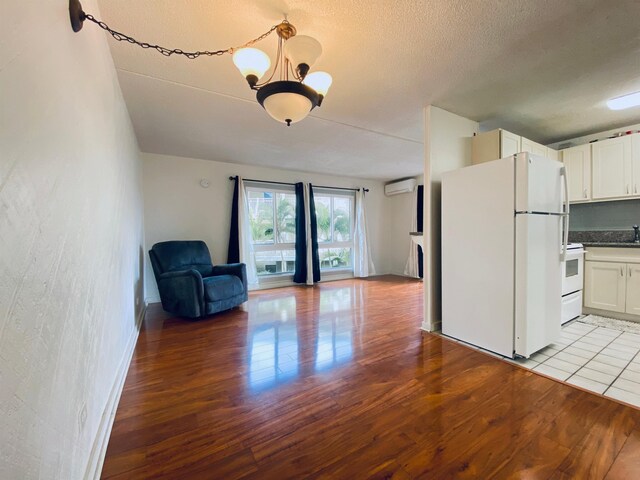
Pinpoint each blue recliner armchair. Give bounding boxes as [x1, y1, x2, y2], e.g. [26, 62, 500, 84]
[149, 240, 248, 318]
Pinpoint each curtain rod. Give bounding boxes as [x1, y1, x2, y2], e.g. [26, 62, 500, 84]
[229, 176, 369, 192]
[314, 185, 369, 193]
[228, 176, 295, 187]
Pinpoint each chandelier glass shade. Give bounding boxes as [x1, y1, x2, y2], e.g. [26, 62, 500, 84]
[283, 35, 323, 78]
[68, 0, 331, 125]
[232, 22, 332, 126]
[232, 48, 271, 79]
[256, 81, 320, 125]
[303, 72, 333, 105]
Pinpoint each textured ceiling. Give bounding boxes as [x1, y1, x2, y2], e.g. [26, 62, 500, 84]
[96, 0, 640, 179]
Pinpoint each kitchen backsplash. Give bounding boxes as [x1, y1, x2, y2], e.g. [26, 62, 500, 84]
[569, 199, 640, 231]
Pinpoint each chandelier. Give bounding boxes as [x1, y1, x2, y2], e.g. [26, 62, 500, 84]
[69, 0, 332, 126]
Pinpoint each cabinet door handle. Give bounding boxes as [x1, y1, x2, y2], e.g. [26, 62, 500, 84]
[630, 266, 633, 277]
[621, 266, 625, 276]
[583, 188, 587, 198]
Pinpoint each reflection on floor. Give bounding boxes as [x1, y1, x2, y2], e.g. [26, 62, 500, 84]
[246, 287, 355, 392]
[102, 276, 640, 479]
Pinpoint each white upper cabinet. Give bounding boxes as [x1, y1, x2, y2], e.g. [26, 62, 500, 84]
[632, 134, 640, 196]
[472, 129, 522, 165]
[473, 129, 639, 204]
[521, 137, 548, 157]
[501, 130, 521, 157]
[561, 144, 591, 202]
[472, 129, 559, 165]
[591, 135, 633, 199]
[520, 137, 558, 160]
[546, 148, 559, 161]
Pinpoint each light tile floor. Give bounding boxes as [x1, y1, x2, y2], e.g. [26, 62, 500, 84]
[441, 318, 640, 408]
[511, 320, 640, 408]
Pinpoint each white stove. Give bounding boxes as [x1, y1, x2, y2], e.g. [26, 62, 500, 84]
[561, 243, 584, 324]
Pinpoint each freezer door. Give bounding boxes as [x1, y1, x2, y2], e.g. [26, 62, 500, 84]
[515, 152, 564, 214]
[514, 213, 562, 357]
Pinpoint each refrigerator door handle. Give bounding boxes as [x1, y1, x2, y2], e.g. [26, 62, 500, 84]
[560, 166, 570, 262]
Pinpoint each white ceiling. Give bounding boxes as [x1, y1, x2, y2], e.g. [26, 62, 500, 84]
[96, 0, 640, 180]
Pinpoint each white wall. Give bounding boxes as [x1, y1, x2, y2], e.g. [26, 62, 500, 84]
[423, 106, 479, 331]
[0, 1, 144, 479]
[142, 153, 394, 302]
[386, 175, 425, 276]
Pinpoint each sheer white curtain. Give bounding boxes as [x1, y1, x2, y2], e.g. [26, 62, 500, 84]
[353, 189, 375, 278]
[238, 177, 258, 288]
[404, 188, 420, 278]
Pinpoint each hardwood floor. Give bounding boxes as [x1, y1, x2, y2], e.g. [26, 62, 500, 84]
[102, 275, 640, 479]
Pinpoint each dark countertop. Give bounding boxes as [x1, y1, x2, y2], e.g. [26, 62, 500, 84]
[569, 230, 640, 248]
[579, 242, 640, 248]
[569, 228, 640, 248]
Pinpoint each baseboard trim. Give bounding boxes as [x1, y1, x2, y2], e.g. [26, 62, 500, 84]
[421, 320, 441, 332]
[392, 273, 423, 280]
[84, 303, 146, 480]
[583, 307, 640, 324]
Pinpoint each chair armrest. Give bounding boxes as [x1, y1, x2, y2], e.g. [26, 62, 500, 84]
[211, 263, 248, 295]
[157, 269, 205, 318]
[159, 269, 203, 281]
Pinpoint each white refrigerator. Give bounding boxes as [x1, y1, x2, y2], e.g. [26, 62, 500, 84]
[441, 152, 569, 358]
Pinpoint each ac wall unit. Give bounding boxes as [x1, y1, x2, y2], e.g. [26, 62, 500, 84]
[384, 178, 417, 196]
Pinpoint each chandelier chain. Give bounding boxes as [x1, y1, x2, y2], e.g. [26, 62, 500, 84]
[83, 13, 278, 59]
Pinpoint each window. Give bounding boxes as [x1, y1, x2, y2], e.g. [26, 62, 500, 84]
[245, 184, 355, 278]
[314, 190, 354, 271]
[246, 185, 296, 276]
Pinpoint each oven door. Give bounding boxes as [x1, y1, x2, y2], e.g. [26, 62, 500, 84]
[562, 249, 584, 296]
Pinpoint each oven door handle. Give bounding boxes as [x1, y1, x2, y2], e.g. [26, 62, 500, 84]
[565, 249, 585, 258]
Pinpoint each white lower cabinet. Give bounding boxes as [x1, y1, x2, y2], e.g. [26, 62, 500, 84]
[585, 261, 626, 313]
[584, 248, 640, 318]
[627, 263, 640, 316]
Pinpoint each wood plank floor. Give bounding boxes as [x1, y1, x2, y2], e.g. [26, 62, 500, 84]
[102, 275, 640, 479]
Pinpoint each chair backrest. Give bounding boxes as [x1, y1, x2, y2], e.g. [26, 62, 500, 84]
[149, 241, 213, 277]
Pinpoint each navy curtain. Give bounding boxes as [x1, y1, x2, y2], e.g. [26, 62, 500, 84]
[417, 184, 424, 279]
[227, 176, 240, 263]
[308, 184, 321, 282]
[293, 182, 307, 283]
